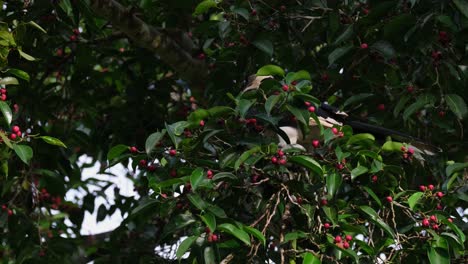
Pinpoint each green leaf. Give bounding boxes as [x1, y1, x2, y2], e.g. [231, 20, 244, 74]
[384, 14, 416, 40]
[40, 136, 67, 148]
[0, 77, 19, 85]
[381, 141, 404, 152]
[96, 204, 107, 222]
[347, 133, 375, 145]
[265, 94, 281, 115]
[444, 220, 466, 243]
[408, 192, 424, 210]
[288, 156, 323, 176]
[293, 94, 320, 106]
[328, 44, 353, 65]
[446, 162, 468, 176]
[235, 146, 261, 170]
[326, 172, 342, 199]
[237, 99, 255, 118]
[333, 25, 354, 45]
[27, 21, 47, 33]
[357, 150, 382, 161]
[440, 232, 464, 248]
[232, 7, 249, 20]
[0, 101, 13, 125]
[446, 93, 467, 119]
[393, 95, 411, 117]
[290, 70, 312, 81]
[176, 236, 197, 260]
[212, 172, 237, 181]
[284, 231, 308, 243]
[359, 205, 395, 238]
[145, 131, 165, 155]
[13, 144, 33, 165]
[218, 223, 251, 246]
[204, 246, 216, 264]
[428, 247, 449, 264]
[351, 166, 368, 180]
[152, 178, 185, 190]
[193, 0, 217, 16]
[453, 0, 468, 19]
[286, 105, 309, 126]
[18, 49, 36, 61]
[243, 226, 266, 246]
[190, 168, 204, 192]
[371, 41, 395, 59]
[252, 39, 273, 57]
[302, 252, 321, 264]
[130, 199, 158, 216]
[165, 121, 189, 148]
[188, 108, 210, 124]
[161, 213, 196, 240]
[343, 93, 374, 108]
[107, 144, 129, 160]
[187, 194, 207, 210]
[200, 212, 216, 233]
[403, 94, 435, 120]
[207, 205, 227, 218]
[257, 65, 285, 77]
[322, 206, 337, 226]
[6, 69, 30, 81]
[0, 131, 12, 149]
[363, 186, 382, 207]
[207, 106, 235, 117]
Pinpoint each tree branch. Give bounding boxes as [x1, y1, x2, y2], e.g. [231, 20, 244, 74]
[90, 0, 208, 87]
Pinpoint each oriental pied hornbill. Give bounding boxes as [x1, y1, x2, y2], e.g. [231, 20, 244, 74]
[245, 75, 440, 156]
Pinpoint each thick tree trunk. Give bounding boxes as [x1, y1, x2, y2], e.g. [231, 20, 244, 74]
[90, 0, 208, 87]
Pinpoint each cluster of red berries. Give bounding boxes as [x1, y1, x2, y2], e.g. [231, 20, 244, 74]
[169, 148, 177, 156]
[335, 158, 346, 171]
[334, 234, 353, 249]
[438, 31, 450, 45]
[377, 103, 385, 111]
[304, 101, 315, 113]
[320, 199, 328, 206]
[244, 118, 263, 132]
[431, 50, 442, 66]
[1, 204, 13, 216]
[9, 125, 22, 140]
[205, 227, 219, 242]
[206, 170, 214, 179]
[129, 146, 138, 153]
[419, 184, 444, 201]
[407, 85, 414, 93]
[271, 149, 287, 165]
[0, 86, 7, 101]
[331, 127, 344, 138]
[251, 173, 261, 183]
[421, 214, 448, 231]
[312, 139, 320, 148]
[38, 188, 62, 209]
[69, 28, 80, 41]
[138, 159, 156, 171]
[183, 128, 192, 137]
[401, 146, 415, 161]
[239, 35, 249, 46]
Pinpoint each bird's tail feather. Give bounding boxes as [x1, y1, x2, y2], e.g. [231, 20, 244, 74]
[345, 120, 441, 156]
